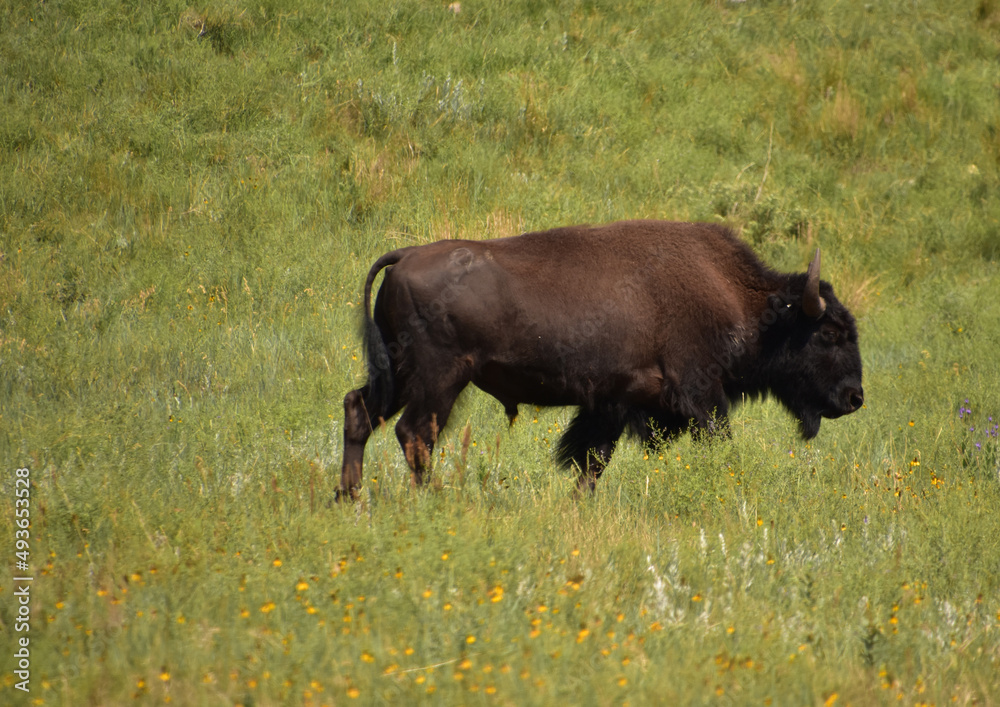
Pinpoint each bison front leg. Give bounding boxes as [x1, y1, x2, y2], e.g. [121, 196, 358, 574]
[696, 413, 731, 439]
[556, 404, 628, 494]
[574, 441, 618, 494]
[681, 380, 731, 441]
[691, 396, 731, 441]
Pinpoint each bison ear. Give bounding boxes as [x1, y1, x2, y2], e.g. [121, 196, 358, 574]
[802, 248, 827, 319]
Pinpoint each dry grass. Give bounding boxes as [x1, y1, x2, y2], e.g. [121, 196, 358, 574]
[822, 81, 864, 143]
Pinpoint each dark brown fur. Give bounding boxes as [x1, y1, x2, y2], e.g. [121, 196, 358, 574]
[339, 221, 863, 497]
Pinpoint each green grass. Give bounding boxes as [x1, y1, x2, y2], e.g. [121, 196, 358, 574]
[2, 0, 1000, 704]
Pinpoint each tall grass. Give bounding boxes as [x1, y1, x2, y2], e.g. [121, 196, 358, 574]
[2, 0, 999, 704]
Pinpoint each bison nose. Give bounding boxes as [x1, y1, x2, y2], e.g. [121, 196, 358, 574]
[847, 388, 864, 412]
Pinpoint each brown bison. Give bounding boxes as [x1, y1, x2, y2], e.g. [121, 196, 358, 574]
[339, 220, 863, 498]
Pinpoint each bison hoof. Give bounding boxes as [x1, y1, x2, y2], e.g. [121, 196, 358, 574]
[334, 486, 360, 503]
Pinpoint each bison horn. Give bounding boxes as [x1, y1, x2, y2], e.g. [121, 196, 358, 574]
[802, 248, 827, 319]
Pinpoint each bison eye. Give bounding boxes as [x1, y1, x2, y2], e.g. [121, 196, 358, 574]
[819, 327, 839, 345]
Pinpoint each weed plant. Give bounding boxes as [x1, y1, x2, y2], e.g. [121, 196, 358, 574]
[1, 0, 999, 704]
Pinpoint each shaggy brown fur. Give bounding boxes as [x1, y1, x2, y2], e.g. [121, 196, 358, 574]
[339, 221, 863, 498]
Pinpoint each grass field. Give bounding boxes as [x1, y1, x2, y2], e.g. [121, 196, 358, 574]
[2, 0, 999, 704]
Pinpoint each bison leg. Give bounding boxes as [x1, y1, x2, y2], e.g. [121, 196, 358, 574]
[694, 412, 731, 439]
[574, 439, 618, 494]
[632, 409, 687, 453]
[394, 382, 466, 487]
[338, 385, 401, 501]
[555, 404, 628, 493]
[690, 393, 731, 441]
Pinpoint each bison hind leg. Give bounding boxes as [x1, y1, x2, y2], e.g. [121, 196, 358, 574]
[556, 403, 629, 493]
[339, 384, 402, 501]
[394, 378, 469, 488]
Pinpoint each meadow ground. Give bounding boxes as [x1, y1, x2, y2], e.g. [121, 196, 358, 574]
[1, 0, 999, 704]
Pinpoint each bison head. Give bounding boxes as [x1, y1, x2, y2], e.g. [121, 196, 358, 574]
[765, 250, 864, 439]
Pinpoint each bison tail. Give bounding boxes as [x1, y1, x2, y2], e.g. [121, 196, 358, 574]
[361, 250, 406, 419]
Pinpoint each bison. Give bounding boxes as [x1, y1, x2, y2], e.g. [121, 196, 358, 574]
[339, 220, 863, 498]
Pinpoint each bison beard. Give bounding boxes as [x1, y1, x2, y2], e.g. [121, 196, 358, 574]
[338, 220, 864, 499]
